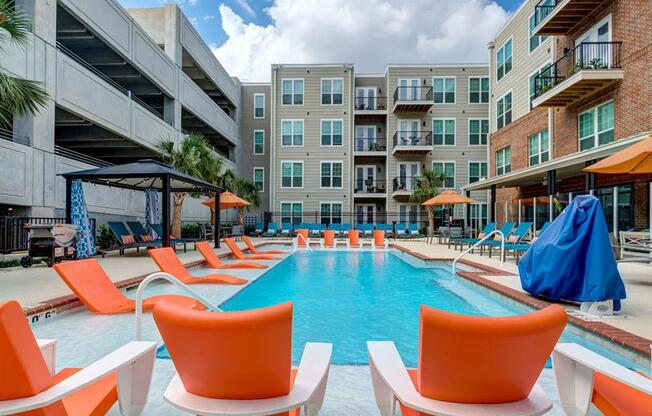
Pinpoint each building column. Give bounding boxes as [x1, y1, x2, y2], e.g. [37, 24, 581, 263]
[490, 185, 496, 222]
[547, 170, 556, 222]
[585, 161, 596, 194]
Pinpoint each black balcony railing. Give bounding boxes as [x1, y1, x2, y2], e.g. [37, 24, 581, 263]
[393, 86, 433, 102]
[353, 179, 387, 194]
[354, 96, 387, 111]
[392, 176, 425, 192]
[0, 216, 96, 254]
[392, 131, 433, 147]
[534, 0, 559, 26]
[354, 137, 387, 152]
[0, 127, 30, 146]
[534, 41, 622, 98]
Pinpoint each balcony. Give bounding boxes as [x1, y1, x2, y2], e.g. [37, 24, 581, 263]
[392, 131, 433, 155]
[391, 176, 423, 201]
[354, 96, 387, 119]
[534, 0, 610, 36]
[353, 179, 387, 197]
[392, 86, 433, 112]
[354, 137, 387, 155]
[532, 42, 623, 108]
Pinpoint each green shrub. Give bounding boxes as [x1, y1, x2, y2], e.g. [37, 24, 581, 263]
[0, 259, 20, 268]
[96, 224, 116, 249]
[181, 223, 201, 238]
[244, 224, 255, 235]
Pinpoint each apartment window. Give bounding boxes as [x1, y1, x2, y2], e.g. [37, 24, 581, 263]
[529, 13, 548, 52]
[320, 202, 343, 225]
[321, 119, 343, 146]
[282, 79, 303, 105]
[432, 162, 455, 188]
[529, 129, 550, 166]
[253, 130, 264, 155]
[469, 162, 488, 183]
[281, 120, 303, 146]
[469, 77, 489, 103]
[253, 167, 264, 192]
[281, 161, 303, 188]
[320, 161, 343, 188]
[496, 147, 511, 175]
[496, 92, 512, 129]
[398, 204, 418, 224]
[432, 119, 455, 146]
[579, 101, 615, 151]
[496, 39, 512, 81]
[469, 119, 489, 145]
[254, 93, 265, 118]
[321, 79, 343, 105]
[433, 77, 455, 104]
[529, 64, 552, 109]
[281, 202, 302, 226]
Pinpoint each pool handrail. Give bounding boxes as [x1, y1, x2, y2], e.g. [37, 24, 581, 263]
[294, 231, 313, 252]
[452, 229, 505, 273]
[134, 272, 221, 341]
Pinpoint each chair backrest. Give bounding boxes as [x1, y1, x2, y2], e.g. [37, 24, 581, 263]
[127, 221, 148, 239]
[151, 223, 163, 237]
[349, 230, 360, 246]
[255, 223, 264, 231]
[482, 222, 496, 234]
[148, 247, 192, 280]
[196, 241, 224, 267]
[395, 223, 407, 234]
[107, 221, 131, 241]
[373, 230, 385, 246]
[54, 259, 126, 313]
[324, 230, 335, 246]
[499, 222, 516, 238]
[330, 223, 342, 232]
[225, 238, 246, 258]
[409, 223, 419, 234]
[268, 223, 278, 231]
[296, 229, 309, 246]
[538, 221, 551, 235]
[281, 223, 291, 232]
[512, 222, 533, 240]
[417, 305, 566, 404]
[0, 301, 68, 415]
[153, 301, 292, 400]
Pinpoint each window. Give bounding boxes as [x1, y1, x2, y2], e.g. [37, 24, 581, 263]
[496, 92, 512, 129]
[496, 147, 511, 175]
[529, 13, 548, 52]
[496, 39, 513, 81]
[579, 101, 614, 151]
[398, 205, 418, 224]
[321, 79, 343, 105]
[253, 130, 264, 155]
[469, 77, 489, 103]
[529, 129, 550, 166]
[282, 79, 303, 105]
[320, 202, 343, 225]
[321, 119, 343, 146]
[320, 162, 343, 188]
[432, 162, 455, 188]
[281, 202, 302, 226]
[254, 93, 265, 118]
[281, 120, 303, 146]
[433, 77, 455, 104]
[468, 162, 488, 183]
[253, 167, 264, 192]
[469, 119, 489, 145]
[432, 119, 455, 146]
[470, 203, 488, 230]
[529, 63, 552, 109]
[281, 161, 303, 188]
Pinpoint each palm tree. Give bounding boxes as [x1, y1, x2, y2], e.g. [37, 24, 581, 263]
[158, 133, 223, 238]
[408, 168, 446, 236]
[219, 169, 260, 225]
[0, 0, 49, 127]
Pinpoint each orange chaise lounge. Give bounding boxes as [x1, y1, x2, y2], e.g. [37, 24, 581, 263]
[53, 258, 205, 314]
[373, 229, 388, 249]
[225, 238, 279, 260]
[320, 229, 336, 248]
[347, 229, 361, 248]
[242, 235, 288, 254]
[148, 247, 246, 285]
[152, 300, 332, 416]
[367, 304, 567, 416]
[196, 241, 266, 269]
[295, 229, 310, 248]
[0, 300, 156, 416]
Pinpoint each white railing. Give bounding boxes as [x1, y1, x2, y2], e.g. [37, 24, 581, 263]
[294, 233, 313, 252]
[134, 272, 221, 341]
[452, 230, 505, 274]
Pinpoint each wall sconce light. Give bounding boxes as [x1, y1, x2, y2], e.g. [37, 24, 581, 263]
[422, 121, 426, 127]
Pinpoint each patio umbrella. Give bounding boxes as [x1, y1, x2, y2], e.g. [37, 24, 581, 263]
[201, 192, 251, 209]
[584, 135, 652, 174]
[422, 189, 475, 206]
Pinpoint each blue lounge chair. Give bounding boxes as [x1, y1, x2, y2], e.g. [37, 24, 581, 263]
[451, 222, 496, 250]
[376, 223, 393, 238]
[476, 222, 515, 254]
[252, 223, 264, 236]
[279, 223, 292, 237]
[309, 223, 321, 237]
[106, 221, 160, 256]
[505, 221, 551, 262]
[341, 223, 352, 237]
[149, 223, 194, 251]
[408, 223, 422, 238]
[262, 222, 278, 237]
[395, 223, 409, 238]
[483, 222, 530, 257]
[362, 223, 374, 237]
[330, 223, 342, 237]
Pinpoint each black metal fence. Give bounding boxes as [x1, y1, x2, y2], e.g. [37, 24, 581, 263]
[0, 217, 97, 254]
[393, 86, 433, 102]
[534, 0, 559, 26]
[354, 137, 387, 152]
[255, 211, 430, 228]
[392, 131, 433, 147]
[353, 179, 387, 194]
[392, 176, 426, 192]
[354, 96, 387, 111]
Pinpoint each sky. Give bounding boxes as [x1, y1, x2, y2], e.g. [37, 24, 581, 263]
[118, 0, 523, 82]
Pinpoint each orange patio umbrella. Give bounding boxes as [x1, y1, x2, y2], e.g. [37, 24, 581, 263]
[584, 135, 652, 174]
[201, 192, 251, 210]
[422, 189, 475, 206]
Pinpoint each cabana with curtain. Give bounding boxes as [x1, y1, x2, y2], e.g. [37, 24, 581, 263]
[61, 159, 223, 248]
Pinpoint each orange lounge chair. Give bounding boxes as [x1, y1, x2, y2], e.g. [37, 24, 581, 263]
[153, 300, 332, 416]
[225, 238, 279, 260]
[321, 229, 336, 248]
[53, 258, 205, 314]
[196, 241, 266, 269]
[373, 229, 387, 249]
[368, 305, 567, 416]
[149, 247, 247, 285]
[0, 300, 156, 416]
[243, 235, 288, 254]
[348, 229, 361, 248]
[295, 229, 310, 248]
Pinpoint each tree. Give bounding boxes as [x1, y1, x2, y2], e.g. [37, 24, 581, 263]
[408, 168, 446, 236]
[158, 133, 223, 238]
[0, 0, 49, 127]
[219, 169, 260, 225]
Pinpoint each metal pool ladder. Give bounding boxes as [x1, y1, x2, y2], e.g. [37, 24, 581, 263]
[452, 230, 505, 274]
[134, 272, 221, 341]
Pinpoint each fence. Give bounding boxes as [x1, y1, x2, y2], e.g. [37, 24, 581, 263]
[0, 217, 97, 254]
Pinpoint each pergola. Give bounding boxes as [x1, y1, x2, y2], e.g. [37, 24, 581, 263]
[61, 159, 222, 248]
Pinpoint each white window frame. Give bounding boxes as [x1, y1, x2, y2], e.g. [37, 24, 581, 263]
[319, 201, 344, 224]
[496, 147, 511, 176]
[496, 37, 513, 82]
[432, 161, 456, 189]
[468, 161, 488, 184]
[397, 78, 421, 101]
[468, 76, 489, 104]
[253, 167, 264, 192]
[253, 93, 265, 119]
[321, 78, 344, 106]
[281, 78, 304, 106]
[320, 119, 344, 147]
[578, 100, 615, 151]
[468, 118, 489, 146]
[432, 76, 456, 104]
[528, 12, 549, 54]
[253, 129, 265, 155]
[280, 160, 304, 189]
[496, 90, 513, 130]
[528, 129, 550, 166]
[280, 119, 304, 147]
[280, 201, 303, 226]
[432, 118, 456, 146]
[320, 161, 344, 189]
[398, 204, 419, 224]
[355, 87, 377, 110]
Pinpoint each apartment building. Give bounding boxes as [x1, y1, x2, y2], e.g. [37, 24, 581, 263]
[466, 0, 652, 236]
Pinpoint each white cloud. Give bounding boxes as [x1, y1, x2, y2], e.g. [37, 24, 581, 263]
[189, 16, 199, 27]
[212, 0, 510, 82]
[235, 0, 255, 17]
[188, 0, 199, 5]
[204, 15, 215, 21]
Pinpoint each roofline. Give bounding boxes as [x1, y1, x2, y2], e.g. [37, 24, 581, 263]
[491, 0, 532, 45]
[241, 82, 271, 87]
[386, 63, 488, 69]
[355, 73, 386, 78]
[271, 63, 354, 69]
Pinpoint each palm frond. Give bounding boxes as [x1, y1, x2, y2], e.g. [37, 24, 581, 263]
[0, 68, 48, 125]
[0, 0, 32, 49]
[408, 168, 447, 203]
